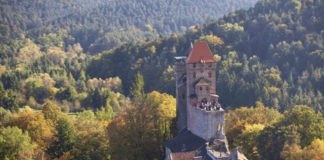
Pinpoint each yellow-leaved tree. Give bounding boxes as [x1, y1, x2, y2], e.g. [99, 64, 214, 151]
[225, 101, 283, 159]
[108, 73, 176, 160]
[8, 107, 54, 151]
[281, 139, 324, 160]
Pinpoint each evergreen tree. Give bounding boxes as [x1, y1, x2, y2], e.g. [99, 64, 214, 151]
[47, 118, 76, 158]
[92, 88, 102, 109]
[130, 72, 145, 101]
[0, 89, 19, 112]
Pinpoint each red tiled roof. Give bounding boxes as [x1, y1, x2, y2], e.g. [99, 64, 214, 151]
[187, 41, 215, 64]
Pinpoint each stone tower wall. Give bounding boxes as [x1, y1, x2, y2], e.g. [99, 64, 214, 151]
[186, 63, 217, 101]
[185, 62, 221, 141]
[187, 106, 225, 141]
[175, 60, 187, 131]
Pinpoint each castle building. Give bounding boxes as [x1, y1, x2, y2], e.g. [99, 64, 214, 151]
[164, 41, 247, 160]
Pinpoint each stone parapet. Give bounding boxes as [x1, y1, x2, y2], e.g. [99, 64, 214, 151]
[187, 105, 225, 141]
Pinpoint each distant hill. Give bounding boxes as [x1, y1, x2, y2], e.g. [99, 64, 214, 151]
[0, 0, 258, 53]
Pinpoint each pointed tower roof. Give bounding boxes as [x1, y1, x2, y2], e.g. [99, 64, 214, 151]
[187, 41, 215, 64]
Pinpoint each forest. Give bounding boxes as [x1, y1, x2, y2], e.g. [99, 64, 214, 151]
[0, 0, 323, 159]
[0, 0, 257, 53]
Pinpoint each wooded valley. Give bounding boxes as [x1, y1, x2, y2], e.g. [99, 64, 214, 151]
[0, 0, 323, 159]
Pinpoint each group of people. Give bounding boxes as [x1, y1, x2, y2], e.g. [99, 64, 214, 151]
[198, 99, 221, 111]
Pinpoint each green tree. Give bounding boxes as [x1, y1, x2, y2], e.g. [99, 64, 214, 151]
[0, 126, 34, 160]
[77, 110, 96, 122]
[9, 107, 54, 149]
[234, 124, 265, 160]
[0, 86, 19, 112]
[225, 102, 282, 150]
[92, 88, 102, 109]
[96, 100, 115, 121]
[130, 73, 145, 101]
[0, 107, 11, 127]
[47, 118, 76, 158]
[55, 86, 77, 101]
[73, 110, 110, 160]
[42, 100, 62, 125]
[258, 105, 324, 160]
[279, 106, 324, 146]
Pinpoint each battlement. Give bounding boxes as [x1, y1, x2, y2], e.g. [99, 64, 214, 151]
[191, 94, 222, 112]
[192, 105, 224, 113]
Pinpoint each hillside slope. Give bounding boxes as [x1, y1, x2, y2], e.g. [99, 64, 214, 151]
[0, 0, 258, 53]
[89, 0, 324, 111]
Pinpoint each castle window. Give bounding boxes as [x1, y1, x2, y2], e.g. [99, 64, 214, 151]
[193, 72, 196, 78]
[208, 72, 212, 78]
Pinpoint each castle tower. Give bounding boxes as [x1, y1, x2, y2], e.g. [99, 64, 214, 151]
[185, 42, 224, 141]
[165, 41, 247, 160]
[174, 41, 225, 141]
